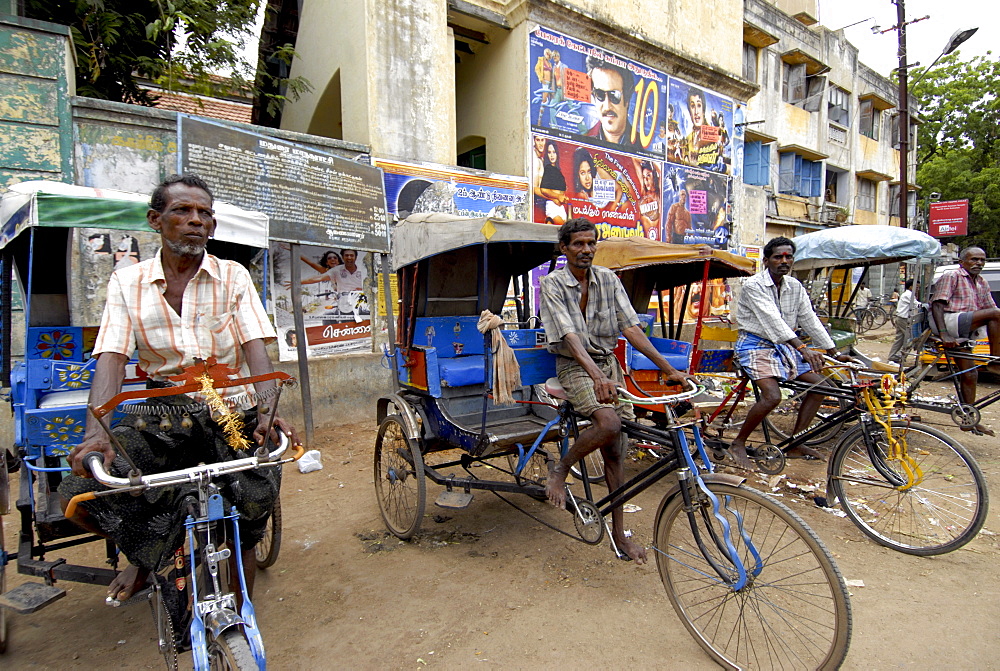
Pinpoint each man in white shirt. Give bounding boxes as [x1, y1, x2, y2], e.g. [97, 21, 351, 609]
[888, 279, 916, 364]
[331, 249, 365, 291]
[855, 281, 872, 310]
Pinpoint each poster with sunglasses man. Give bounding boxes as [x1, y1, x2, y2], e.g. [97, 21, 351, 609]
[529, 25, 666, 160]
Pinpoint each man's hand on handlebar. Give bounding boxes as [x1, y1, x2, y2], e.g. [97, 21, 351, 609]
[254, 413, 301, 449]
[801, 347, 826, 374]
[592, 374, 618, 405]
[69, 435, 116, 477]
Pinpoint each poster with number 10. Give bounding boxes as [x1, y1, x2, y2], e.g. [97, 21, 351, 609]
[529, 25, 667, 160]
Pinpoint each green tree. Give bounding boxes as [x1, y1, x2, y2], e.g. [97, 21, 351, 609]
[23, 0, 309, 115]
[911, 53, 1000, 254]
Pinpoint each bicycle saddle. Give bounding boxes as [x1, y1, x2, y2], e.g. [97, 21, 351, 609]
[544, 376, 568, 400]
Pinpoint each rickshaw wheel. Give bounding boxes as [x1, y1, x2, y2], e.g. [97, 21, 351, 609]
[750, 444, 785, 475]
[506, 448, 549, 491]
[950, 404, 980, 429]
[573, 499, 605, 544]
[0, 515, 7, 654]
[255, 495, 282, 569]
[374, 415, 426, 540]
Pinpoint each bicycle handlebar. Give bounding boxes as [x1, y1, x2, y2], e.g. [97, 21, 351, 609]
[617, 378, 703, 405]
[65, 432, 301, 519]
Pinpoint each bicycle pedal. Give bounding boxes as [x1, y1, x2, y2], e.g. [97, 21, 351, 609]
[435, 490, 474, 509]
[0, 582, 66, 614]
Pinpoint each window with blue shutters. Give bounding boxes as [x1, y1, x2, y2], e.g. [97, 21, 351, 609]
[778, 152, 822, 197]
[743, 141, 771, 186]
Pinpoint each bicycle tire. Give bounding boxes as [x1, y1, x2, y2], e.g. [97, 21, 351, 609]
[869, 306, 889, 328]
[255, 495, 282, 569]
[374, 415, 426, 539]
[852, 308, 874, 334]
[654, 483, 851, 670]
[208, 627, 257, 670]
[761, 374, 850, 447]
[828, 421, 989, 555]
[569, 448, 605, 483]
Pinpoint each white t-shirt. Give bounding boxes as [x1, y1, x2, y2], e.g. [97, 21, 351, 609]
[855, 287, 872, 309]
[896, 289, 915, 319]
[332, 265, 364, 292]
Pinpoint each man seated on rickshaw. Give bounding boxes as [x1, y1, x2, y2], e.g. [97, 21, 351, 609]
[930, 245, 1000, 436]
[539, 218, 693, 564]
[730, 237, 848, 469]
[58, 174, 300, 605]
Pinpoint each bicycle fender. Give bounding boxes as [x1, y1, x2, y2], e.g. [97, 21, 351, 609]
[659, 473, 746, 507]
[376, 393, 422, 440]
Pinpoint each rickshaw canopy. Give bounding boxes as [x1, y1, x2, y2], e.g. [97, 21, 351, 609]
[392, 214, 558, 318]
[594, 237, 755, 287]
[0, 180, 269, 249]
[791, 225, 940, 270]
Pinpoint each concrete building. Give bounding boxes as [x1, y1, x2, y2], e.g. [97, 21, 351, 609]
[741, 0, 917, 244]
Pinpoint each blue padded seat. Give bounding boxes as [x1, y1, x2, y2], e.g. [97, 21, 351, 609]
[626, 336, 692, 372]
[629, 351, 690, 372]
[439, 356, 487, 387]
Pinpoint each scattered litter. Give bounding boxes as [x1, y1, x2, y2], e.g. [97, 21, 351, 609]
[845, 579, 865, 588]
[623, 529, 633, 538]
[622, 504, 642, 513]
[297, 449, 323, 473]
[117, 640, 126, 645]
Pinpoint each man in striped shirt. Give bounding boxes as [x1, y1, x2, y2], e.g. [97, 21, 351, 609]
[59, 174, 298, 605]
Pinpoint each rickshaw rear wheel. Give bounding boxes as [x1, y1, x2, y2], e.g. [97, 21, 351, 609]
[374, 415, 426, 539]
[254, 495, 282, 569]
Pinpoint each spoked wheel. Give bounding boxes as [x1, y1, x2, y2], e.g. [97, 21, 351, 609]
[255, 495, 282, 569]
[828, 421, 989, 555]
[762, 375, 850, 447]
[654, 483, 851, 670]
[869, 306, 889, 328]
[569, 451, 605, 484]
[208, 627, 257, 670]
[506, 448, 549, 487]
[374, 415, 426, 539]
[853, 308, 874, 334]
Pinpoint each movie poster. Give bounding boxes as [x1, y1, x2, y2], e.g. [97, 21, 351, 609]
[666, 77, 736, 176]
[529, 26, 667, 160]
[269, 243, 372, 361]
[662, 165, 732, 248]
[374, 158, 529, 222]
[530, 133, 662, 240]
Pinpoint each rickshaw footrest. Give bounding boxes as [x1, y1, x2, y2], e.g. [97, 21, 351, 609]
[435, 490, 474, 509]
[0, 581, 67, 614]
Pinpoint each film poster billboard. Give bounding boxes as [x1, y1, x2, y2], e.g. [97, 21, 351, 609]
[666, 77, 736, 177]
[530, 133, 662, 240]
[269, 243, 373, 361]
[663, 165, 732, 248]
[374, 158, 529, 222]
[530, 26, 667, 160]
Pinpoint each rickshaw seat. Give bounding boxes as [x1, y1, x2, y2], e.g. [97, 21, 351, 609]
[544, 376, 568, 400]
[626, 336, 692, 372]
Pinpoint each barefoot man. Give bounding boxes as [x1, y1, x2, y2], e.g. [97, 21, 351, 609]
[58, 174, 299, 605]
[931, 246, 1000, 436]
[540, 219, 690, 563]
[730, 237, 848, 469]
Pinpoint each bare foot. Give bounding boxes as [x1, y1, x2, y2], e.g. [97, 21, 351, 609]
[728, 441, 755, 471]
[615, 536, 647, 565]
[545, 461, 569, 509]
[784, 445, 825, 460]
[107, 563, 150, 603]
[962, 424, 995, 437]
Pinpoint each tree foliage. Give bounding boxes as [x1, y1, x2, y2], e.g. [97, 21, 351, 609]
[911, 53, 1000, 254]
[23, 0, 310, 114]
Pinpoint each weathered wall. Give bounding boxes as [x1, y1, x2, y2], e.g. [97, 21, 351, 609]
[0, 15, 73, 187]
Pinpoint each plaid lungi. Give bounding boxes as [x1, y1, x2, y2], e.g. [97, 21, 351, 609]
[736, 332, 809, 382]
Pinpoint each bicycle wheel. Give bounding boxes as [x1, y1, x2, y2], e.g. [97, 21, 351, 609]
[852, 309, 873, 334]
[374, 415, 426, 539]
[869, 306, 889, 328]
[208, 627, 257, 670]
[654, 483, 851, 670]
[828, 421, 989, 555]
[569, 450, 605, 483]
[255, 495, 282, 569]
[762, 375, 850, 447]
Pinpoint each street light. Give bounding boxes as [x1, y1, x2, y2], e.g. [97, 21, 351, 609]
[910, 27, 979, 87]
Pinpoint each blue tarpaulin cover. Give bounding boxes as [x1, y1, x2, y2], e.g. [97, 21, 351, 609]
[791, 225, 940, 269]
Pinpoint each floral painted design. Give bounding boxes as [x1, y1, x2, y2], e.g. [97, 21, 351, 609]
[42, 415, 85, 443]
[56, 364, 92, 389]
[34, 330, 76, 360]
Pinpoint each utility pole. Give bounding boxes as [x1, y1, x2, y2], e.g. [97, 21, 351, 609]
[896, 0, 910, 229]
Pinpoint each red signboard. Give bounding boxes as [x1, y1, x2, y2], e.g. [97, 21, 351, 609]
[929, 199, 969, 237]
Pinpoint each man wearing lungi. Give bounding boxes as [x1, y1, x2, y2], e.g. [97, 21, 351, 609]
[730, 237, 847, 469]
[540, 218, 692, 563]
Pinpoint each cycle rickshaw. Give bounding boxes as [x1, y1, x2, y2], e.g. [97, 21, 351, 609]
[596, 232, 987, 556]
[374, 214, 852, 669]
[0, 181, 297, 667]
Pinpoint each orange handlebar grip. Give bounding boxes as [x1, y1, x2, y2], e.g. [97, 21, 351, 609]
[64, 491, 97, 520]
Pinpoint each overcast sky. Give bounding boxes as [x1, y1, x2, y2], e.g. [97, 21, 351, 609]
[817, 0, 996, 77]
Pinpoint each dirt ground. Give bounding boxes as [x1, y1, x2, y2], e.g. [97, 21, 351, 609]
[3, 323, 1000, 669]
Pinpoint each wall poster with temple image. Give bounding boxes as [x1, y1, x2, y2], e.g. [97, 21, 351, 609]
[269, 242, 372, 361]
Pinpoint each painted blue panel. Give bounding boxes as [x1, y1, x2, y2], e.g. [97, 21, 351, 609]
[514, 348, 558, 386]
[412, 316, 487, 356]
[697, 349, 735, 373]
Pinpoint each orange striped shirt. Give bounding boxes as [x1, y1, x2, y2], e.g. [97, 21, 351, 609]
[94, 251, 275, 393]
